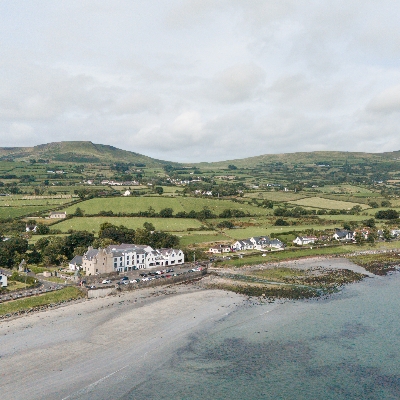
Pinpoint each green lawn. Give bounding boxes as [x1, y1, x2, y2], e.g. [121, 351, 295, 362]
[0, 287, 85, 316]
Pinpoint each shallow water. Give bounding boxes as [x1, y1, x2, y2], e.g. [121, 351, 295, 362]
[122, 273, 400, 399]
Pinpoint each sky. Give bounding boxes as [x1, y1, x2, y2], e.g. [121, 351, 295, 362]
[1, 0, 400, 162]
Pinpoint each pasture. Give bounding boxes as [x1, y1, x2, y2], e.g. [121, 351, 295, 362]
[288, 197, 369, 210]
[63, 196, 263, 216]
[51, 217, 203, 233]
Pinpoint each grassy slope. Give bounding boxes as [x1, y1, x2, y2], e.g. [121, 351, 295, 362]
[52, 217, 203, 233]
[63, 196, 264, 215]
[0, 141, 172, 167]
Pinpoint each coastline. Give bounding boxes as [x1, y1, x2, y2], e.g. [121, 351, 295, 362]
[0, 256, 390, 399]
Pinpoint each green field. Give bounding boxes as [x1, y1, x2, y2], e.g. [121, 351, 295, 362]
[0, 287, 84, 316]
[288, 197, 369, 210]
[63, 196, 264, 216]
[52, 217, 203, 233]
[179, 232, 230, 246]
[223, 224, 338, 240]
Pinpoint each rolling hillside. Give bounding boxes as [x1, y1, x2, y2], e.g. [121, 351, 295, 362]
[0, 141, 174, 167]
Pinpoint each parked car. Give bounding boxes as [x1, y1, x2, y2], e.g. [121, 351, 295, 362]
[121, 276, 129, 281]
[139, 273, 148, 277]
[130, 279, 137, 284]
[102, 279, 111, 284]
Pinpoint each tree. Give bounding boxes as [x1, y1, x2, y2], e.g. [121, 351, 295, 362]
[354, 231, 365, 245]
[216, 221, 234, 229]
[159, 208, 173, 218]
[154, 186, 164, 195]
[383, 228, 392, 241]
[375, 209, 399, 220]
[35, 223, 50, 235]
[73, 207, 84, 217]
[275, 218, 289, 226]
[228, 164, 237, 170]
[143, 222, 155, 231]
[364, 218, 376, 228]
[65, 231, 94, 257]
[98, 223, 135, 243]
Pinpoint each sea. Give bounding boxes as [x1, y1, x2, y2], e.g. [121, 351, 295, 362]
[120, 272, 400, 400]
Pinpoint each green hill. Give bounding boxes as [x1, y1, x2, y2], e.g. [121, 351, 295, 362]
[0, 141, 174, 167]
[194, 150, 400, 169]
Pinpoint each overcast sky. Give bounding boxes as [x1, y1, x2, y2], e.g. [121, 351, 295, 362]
[1, 1, 400, 162]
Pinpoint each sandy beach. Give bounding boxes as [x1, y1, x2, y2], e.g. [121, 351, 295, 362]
[0, 283, 246, 400]
[0, 256, 375, 399]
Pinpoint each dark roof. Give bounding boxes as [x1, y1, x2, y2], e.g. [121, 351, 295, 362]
[70, 255, 83, 265]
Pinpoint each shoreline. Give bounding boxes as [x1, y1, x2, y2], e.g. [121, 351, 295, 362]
[0, 255, 379, 322]
[1, 256, 394, 399]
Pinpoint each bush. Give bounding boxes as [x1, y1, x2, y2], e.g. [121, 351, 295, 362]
[375, 209, 399, 220]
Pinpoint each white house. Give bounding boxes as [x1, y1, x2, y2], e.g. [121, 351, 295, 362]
[81, 244, 185, 275]
[391, 229, 400, 237]
[26, 223, 37, 233]
[333, 229, 354, 241]
[50, 211, 67, 219]
[232, 239, 254, 251]
[293, 236, 317, 246]
[209, 244, 231, 254]
[0, 273, 7, 287]
[69, 255, 83, 271]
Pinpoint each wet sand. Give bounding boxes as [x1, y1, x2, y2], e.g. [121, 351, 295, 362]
[0, 285, 244, 400]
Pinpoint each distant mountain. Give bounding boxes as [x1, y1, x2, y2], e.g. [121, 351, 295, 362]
[0, 141, 174, 167]
[1, 141, 399, 168]
[195, 150, 400, 169]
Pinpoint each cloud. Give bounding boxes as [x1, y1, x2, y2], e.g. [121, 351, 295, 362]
[207, 63, 266, 103]
[367, 85, 400, 113]
[1, 1, 400, 161]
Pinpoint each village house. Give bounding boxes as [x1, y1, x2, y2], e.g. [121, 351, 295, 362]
[49, 211, 67, 219]
[232, 239, 254, 251]
[333, 229, 355, 241]
[0, 273, 7, 287]
[208, 244, 231, 254]
[250, 236, 285, 250]
[81, 244, 185, 276]
[69, 255, 83, 271]
[232, 236, 284, 251]
[25, 223, 37, 233]
[293, 236, 317, 246]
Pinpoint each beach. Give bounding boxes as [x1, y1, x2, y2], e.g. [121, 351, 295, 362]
[2, 256, 399, 399]
[0, 284, 245, 400]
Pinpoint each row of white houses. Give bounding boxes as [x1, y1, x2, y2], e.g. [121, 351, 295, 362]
[209, 236, 285, 254]
[70, 244, 185, 276]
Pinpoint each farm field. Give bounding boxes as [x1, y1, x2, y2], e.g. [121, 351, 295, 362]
[179, 232, 230, 246]
[288, 196, 370, 210]
[0, 205, 50, 219]
[63, 196, 263, 216]
[244, 192, 309, 202]
[314, 184, 376, 196]
[51, 217, 204, 233]
[223, 224, 339, 241]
